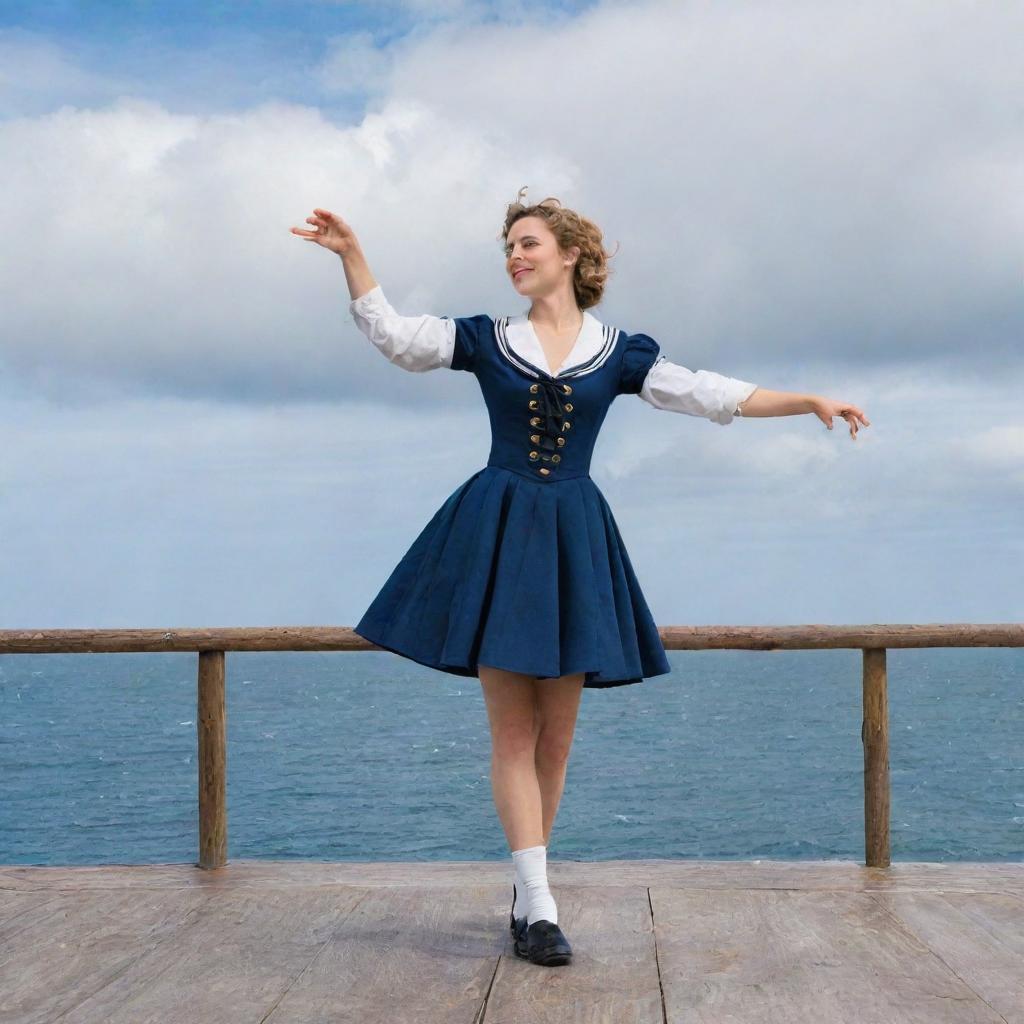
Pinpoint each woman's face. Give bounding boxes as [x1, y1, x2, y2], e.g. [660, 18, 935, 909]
[504, 215, 579, 300]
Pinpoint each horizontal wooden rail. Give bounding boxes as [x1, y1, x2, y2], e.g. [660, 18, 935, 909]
[1, 623, 1022, 654]
[2, 623, 1020, 870]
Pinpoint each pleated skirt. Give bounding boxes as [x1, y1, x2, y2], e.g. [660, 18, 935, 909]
[353, 465, 672, 688]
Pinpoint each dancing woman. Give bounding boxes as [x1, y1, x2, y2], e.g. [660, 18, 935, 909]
[290, 192, 869, 966]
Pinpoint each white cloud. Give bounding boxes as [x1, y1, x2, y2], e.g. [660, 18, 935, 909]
[949, 425, 1024, 474]
[316, 31, 395, 96]
[370, 0, 1024, 361]
[2, 0, 1019, 409]
[0, 93, 577, 401]
[1, 0, 1021, 626]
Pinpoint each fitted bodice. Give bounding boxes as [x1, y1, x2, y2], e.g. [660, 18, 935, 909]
[471, 315, 624, 482]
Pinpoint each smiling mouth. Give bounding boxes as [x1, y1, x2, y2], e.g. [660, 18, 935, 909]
[513, 269, 532, 280]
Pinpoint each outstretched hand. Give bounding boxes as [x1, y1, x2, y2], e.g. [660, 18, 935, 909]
[812, 397, 870, 440]
[289, 208, 360, 257]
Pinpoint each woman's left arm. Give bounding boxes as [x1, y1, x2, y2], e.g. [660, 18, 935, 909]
[738, 388, 871, 440]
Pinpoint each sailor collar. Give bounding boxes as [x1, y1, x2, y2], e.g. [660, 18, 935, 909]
[494, 308, 621, 381]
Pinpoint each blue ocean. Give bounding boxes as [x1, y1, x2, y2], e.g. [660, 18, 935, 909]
[1, 647, 1021, 865]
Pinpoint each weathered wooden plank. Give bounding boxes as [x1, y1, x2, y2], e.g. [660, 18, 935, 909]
[2, 860, 1021, 896]
[0, 889, 209, 1024]
[875, 891, 1024, 1024]
[484, 886, 663, 1024]
[651, 886, 1003, 1023]
[54, 886, 366, 1024]
[2, 870, 1022, 1024]
[0, 891, 60, 932]
[263, 884, 502, 1024]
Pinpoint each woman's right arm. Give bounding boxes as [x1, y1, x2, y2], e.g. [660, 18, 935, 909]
[290, 208, 456, 372]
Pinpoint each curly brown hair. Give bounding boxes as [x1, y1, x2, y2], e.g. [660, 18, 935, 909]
[499, 186, 618, 310]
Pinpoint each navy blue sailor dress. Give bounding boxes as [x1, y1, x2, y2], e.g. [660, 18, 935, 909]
[350, 287, 758, 689]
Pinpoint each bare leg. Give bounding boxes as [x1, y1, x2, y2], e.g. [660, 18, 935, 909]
[478, 664, 585, 851]
[533, 672, 585, 846]
[479, 664, 544, 850]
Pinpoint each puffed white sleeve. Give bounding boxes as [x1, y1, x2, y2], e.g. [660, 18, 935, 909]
[639, 355, 758, 425]
[349, 285, 456, 372]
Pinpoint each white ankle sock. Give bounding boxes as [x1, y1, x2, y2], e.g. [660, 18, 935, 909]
[512, 844, 558, 926]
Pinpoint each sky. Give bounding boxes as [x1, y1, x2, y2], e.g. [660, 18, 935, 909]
[1, 0, 1021, 637]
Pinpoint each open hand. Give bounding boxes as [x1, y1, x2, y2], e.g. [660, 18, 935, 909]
[812, 397, 870, 440]
[289, 208, 360, 257]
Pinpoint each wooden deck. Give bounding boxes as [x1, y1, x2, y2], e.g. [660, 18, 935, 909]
[1, 859, 1021, 1023]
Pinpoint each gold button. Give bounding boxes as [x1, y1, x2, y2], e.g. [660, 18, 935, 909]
[562, 421, 572, 431]
[530, 417, 541, 426]
[551, 454, 561, 464]
[529, 383, 539, 393]
[530, 434, 540, 443]
[564, 403, 573, 412]
[529, 451, 539, 460]
[539, 468, 550, 476]
[562, 384, 572, 394]
[528, 400, 538, 410]
[556, 437, 565, 447]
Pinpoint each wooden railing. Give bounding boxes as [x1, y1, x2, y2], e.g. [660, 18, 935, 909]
[2, 624, 1020, 870]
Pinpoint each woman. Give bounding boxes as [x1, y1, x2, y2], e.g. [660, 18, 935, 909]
[290, 191, 869, 967]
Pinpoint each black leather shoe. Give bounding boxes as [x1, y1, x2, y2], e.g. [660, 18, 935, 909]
[513, 918, 573, 967]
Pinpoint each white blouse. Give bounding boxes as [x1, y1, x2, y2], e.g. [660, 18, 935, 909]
[349, 285, 758, 425]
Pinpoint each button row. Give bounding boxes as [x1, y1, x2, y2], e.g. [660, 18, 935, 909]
[527, 381, 573, 477]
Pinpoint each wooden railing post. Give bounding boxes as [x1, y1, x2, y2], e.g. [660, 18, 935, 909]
[862, 647, 890, 867]
[197, 650, 227, 869]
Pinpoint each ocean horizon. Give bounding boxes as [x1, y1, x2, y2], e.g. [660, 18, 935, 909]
[1, 647, 1021, 866]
